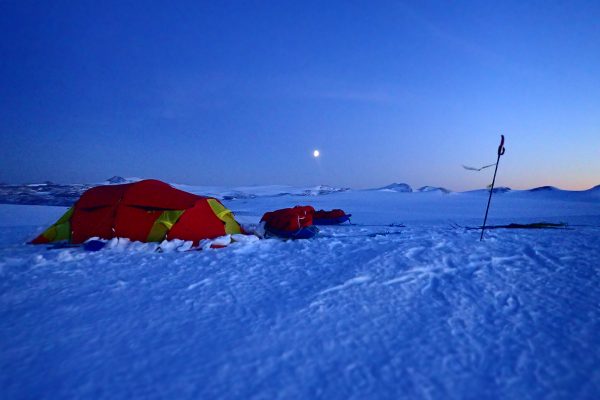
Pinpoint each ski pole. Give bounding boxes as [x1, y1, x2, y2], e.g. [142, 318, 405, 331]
[480, 135, 506, 241]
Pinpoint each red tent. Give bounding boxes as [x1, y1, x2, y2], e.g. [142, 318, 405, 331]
[31, 179, 242, 245]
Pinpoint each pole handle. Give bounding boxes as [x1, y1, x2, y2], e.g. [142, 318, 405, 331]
[498, 134, 506, 156]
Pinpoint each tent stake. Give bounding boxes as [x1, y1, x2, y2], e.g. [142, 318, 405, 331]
[480, 135, 506, 241]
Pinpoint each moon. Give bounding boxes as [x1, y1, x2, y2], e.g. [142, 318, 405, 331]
[313, 150, 320, 158]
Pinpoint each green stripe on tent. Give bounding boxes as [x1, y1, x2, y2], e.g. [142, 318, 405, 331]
[41, 207, 74, 242]
[207, 199, 242, 235]
[146, 210, 185, 242]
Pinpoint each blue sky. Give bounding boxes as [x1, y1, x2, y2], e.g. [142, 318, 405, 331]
[1, 1, 599, 190]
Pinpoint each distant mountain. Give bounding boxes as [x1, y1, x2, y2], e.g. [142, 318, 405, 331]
[528, 186, 559, 192]
[1, 180, 596, 207]
[585, 184, 600, 192]
[217, 185, 349, 200]
[106, 176, 129, 184]
[375, 183, 450, 193]
[464, 186, 511, 194]
[417, 186, 450, 194]
[301, 185, 350, 196]
[221, 191, 258, 201]
[376, 183, 413, 193]
[0, 176, 144, 206]
[0, 180, 351, 206]
[0, 182, 91, 206]
[527, 185, 600, 193]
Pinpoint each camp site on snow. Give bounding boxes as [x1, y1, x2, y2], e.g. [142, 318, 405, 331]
[30, 179, 353, 249]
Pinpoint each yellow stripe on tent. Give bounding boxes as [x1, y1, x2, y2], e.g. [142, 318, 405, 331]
[206, 199, 242, 235]
[40, 207, 74, 242]
[146, 210, 185, 242]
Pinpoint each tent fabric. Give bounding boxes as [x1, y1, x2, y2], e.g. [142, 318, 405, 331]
[31, 179, 242, 245]
[167, 200, 229, 242]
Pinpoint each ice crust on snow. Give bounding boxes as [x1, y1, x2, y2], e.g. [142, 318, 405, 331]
[0, 187, 599, 399]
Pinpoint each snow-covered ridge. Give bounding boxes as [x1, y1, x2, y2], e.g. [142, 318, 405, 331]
[106, 175, 132, 184]
[529, 185, 559, 192]
[0, 179, 351, 206]
[374, 182, 414, 192]
[416, 186, 451, 193]
[589, 184, 600, 191]
[173, 184, 350, 200]
[0, 182, 93, 206]
[0, 178, 598, 207]
[465, 186, 512, 194]
[371, 183, 451, 193]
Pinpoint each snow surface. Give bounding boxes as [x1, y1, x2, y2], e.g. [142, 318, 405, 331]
[1, 187, 599, 399]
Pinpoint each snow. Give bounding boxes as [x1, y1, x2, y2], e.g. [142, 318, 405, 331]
[1, 187, 599, 399]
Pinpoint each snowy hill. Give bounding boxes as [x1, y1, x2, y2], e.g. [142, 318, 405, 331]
[0, 182, 92, 206]
[173, 183, 350, 200]
[1, 184, 600, 399]
[416, 185, 450, 193]
[529, 185, 559, 192]
[465, 186, 512, 194]
[0, 177, 139, 206]
[588, 184, 600, 192]
[0, 180, 350, 206]
[105, 175, 138, 185]
[2, 179, 599, 207]
[374, 182, 413, 192]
